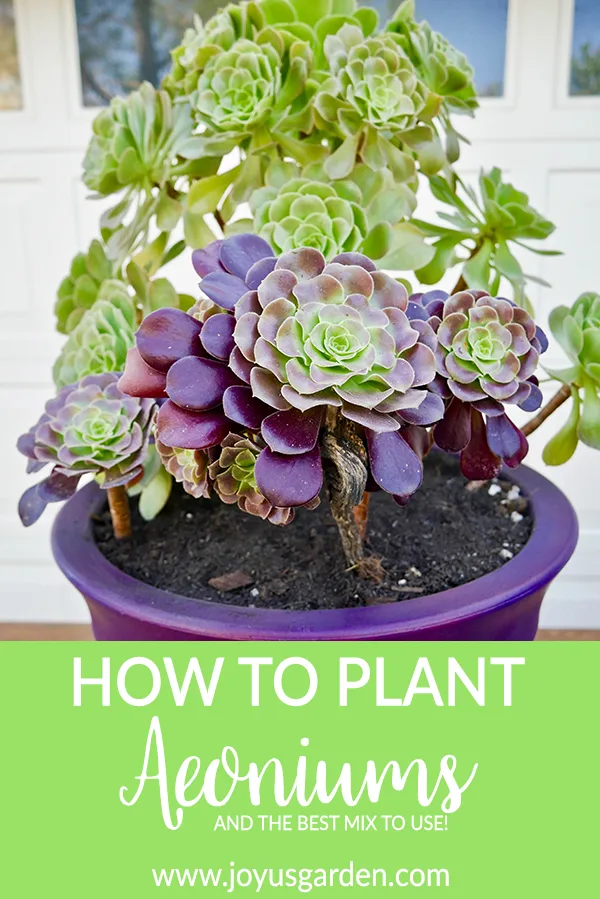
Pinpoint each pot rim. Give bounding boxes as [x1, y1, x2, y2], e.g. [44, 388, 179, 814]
[51, 463, 578, 640]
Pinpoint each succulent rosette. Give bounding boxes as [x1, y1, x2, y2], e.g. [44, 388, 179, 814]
[156, 439, 211, 499]
[164, 6, 254, 97]
[251, 159, 417, 263]
[314, 24, 434, 179]
[208, 433, 294, 524]
[83, 82, 194, 197]
[387, 1, 477, 115]
[120, 235, 444, 508]
[53, 291, 136, 389]
[17, 374, 155, 526]
[408, 289, 548, 478]
[251, 176, 367, 257]
[188, 27, 313, 156]
[543, 292, 600, 462]
[55, 240, 119, 334]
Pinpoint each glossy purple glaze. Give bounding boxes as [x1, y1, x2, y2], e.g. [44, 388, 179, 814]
[51, 464, 578, 641]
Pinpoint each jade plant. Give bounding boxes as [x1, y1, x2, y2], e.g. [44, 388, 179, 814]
[16, 0, 600, 584]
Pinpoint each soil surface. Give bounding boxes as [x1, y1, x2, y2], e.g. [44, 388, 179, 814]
[93, 455, 532, 610]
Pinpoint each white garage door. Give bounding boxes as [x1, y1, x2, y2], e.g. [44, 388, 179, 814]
[1, 0, 598, 626]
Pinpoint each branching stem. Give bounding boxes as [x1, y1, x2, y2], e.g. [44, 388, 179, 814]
[522, 383, 571, 437]
[214, 208, 226, 234]
[107, 485, 132, 540]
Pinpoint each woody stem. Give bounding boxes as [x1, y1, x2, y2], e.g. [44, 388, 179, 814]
[107, 485, 132, 540]
[521, 383, 571, 437]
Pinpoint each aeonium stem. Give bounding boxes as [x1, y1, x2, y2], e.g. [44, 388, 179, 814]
[522, 383, 572, 437]
[452, 273, 468, 293]
[353, 491, 371, 541]
[321, 409, 383, 581]
[214, 208, 226, 234]
[107, 485, 132, 540]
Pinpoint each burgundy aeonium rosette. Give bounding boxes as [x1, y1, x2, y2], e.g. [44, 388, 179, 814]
[408, 289, 548, 478]
[119, 235, 548, 518]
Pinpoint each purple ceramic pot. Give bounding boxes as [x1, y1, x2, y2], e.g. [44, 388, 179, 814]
[52, 463, 577, 641]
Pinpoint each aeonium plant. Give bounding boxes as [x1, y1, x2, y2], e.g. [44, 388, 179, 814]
[15, 0, 600, 590]
[110, 234, 549, 576]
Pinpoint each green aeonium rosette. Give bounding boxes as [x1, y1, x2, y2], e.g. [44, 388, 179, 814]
[315, 24, 436, 179]
[53, 289, 136, 389]
[83, 82, 194, 197]
[543, 292, 600, 462]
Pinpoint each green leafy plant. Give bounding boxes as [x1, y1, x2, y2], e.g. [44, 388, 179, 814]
[542, 293, 600, 462]
[414, 168, 558, 305]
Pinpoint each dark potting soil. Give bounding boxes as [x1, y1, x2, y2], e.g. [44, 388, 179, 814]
[93, 455, 533, 610]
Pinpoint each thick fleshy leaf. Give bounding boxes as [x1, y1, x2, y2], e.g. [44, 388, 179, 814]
[222, 385, 270, 430]
[542, 390, 580, 465]
[401, 425, 432, 462]
[200, 270, 249, 310]
[250, 367, 290, 410]
[579, 375, 600, 450]
[166, 356, 235, 411]
[281, 384, 341, 410]
[341, 404, 400, 433]
[137, 308, 203, 373]
[18, 471, 81, 527]
[157, 401, 231, 450]
[330, 252, 377, 272]
[434, 397, 472, 452]
[366, 430, 423, 497]
[275, 248, 325, 281]
[220, 234, 274, 281]
[200, 312, 236, 360]
[448, 379, 487, 402]
[229, 346, 253, 384]
[261, 407, 323, 455]
[37, 470, 83, 502]
[535, 325, 549, 354]
[518, 381, 543, 412]
[16, 429, 37, 460]
[118, 347, 168, 398]
[406, 301, 429, 322]
[255, 446, 323, 507]
[246, 256, 277, 290]
[18, 483, 48, 527]
[460, 409, 502, 480]
[234, 311, 261, 363]
[397, 391, 444, 426]
[486, 413, 528, 466]
[192, 241, 223, 277]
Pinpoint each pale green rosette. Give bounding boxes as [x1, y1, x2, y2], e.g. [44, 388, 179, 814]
[252, 176, 367, 258]
[83, 82, 194, 197]
[53, 287, 136, 389]
[314, 24, 435, 180]
[544, 292, 600, 462]
[387, 0, 477, 115]
[55, 240, 118, 334]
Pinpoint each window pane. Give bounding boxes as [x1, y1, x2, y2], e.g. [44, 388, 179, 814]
[570, 0, 600, 96]
[0, 0, 22, 110]
[365, 0, 508, 97]
[74, 0, 225, 107]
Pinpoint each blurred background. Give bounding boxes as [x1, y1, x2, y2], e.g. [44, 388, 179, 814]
[1, 0, 599, 631]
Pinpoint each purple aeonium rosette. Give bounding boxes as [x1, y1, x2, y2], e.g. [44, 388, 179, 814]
[408, 289, 548, 478]
[119, 235, 446, 510]
[17, 373, 155, 525]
